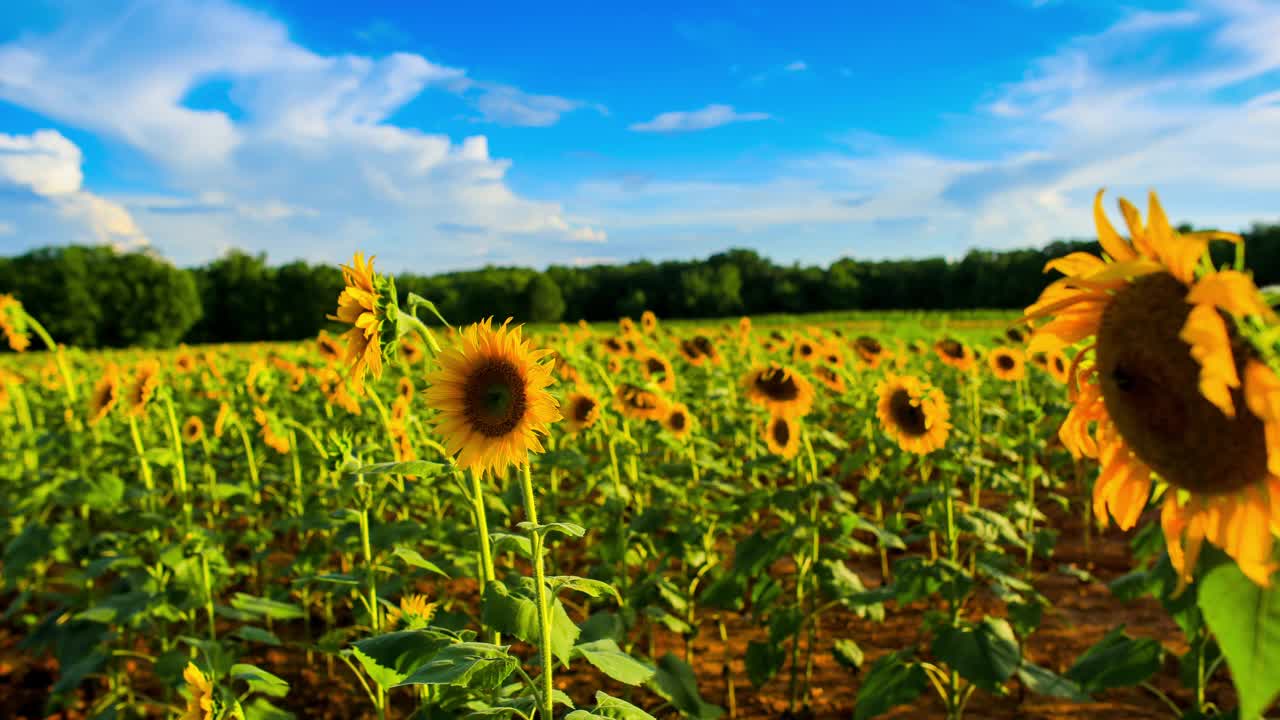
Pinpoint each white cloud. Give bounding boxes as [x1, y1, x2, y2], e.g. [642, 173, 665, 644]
[0, 130, 148, 250]
[629, 104, 771, 133]
[0, 0, 604, 268]
[785, 60, 807, 72]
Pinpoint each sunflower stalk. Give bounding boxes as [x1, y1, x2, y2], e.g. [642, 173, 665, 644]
[519, 462, 556, 720]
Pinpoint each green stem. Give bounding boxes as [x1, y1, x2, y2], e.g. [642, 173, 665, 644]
[469, 469, 499, 644]
[163, 397, 192, 532]
[519, 462, 555, 720]
[128, 414, 155, 512]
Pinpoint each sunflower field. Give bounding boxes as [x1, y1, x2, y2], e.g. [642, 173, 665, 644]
[2, 191, 1280, 720]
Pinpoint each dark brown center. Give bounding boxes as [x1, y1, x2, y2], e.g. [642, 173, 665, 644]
[772, 418, 791, 447]
[889, 389, 928, 437]
[571, 395, 596, 423]
[755, 368, 800, 401]
[939, 339, 966, 360]
[462, 358, 528, 438]
[996, 354, 1016, 371]
[693, 336, 714, 355]
[857, 337, 882, 355]
[669, 411, 687, 431]
[1096, 272, 1265, 495]
[646, 357, 667, 375]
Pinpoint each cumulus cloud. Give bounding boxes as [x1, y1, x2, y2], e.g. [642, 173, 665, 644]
[784, 60, 808, 72]
[0, 0, 604, 268]
[629, 104, 771, 133]
[0, 130, 148, 250]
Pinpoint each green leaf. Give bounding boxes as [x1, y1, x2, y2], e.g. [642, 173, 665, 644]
[392, 546, 449, 578]
[518, 521, 586, 538]
[481, 582, 578, 666]
[854, 650, 927, 720]
[1198, 558, 1280, 720]
[548, 576, 621, 603]
[930, 617, 1021, 693]
[1015, 661, 1088, 702]
[649, 653, 723, 720]
[348, 460, 445, 477]
[243, 697, 295, 720]
[351, 631, 451, 689]
[833, 639, 865, 674]
[232, 626, 282, 646]
[396, 642, 517, 690]
[565, 691, 658, 720]
[574, 639, 654, 686]
[1065, 626, 1162, 694]
[231, 663, 290, 698]
[231, 594, 305, 621]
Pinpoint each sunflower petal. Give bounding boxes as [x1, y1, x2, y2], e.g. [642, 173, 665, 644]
[1094, 189, 1137, 262]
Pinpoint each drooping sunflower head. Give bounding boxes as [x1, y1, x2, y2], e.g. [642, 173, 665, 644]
[1025, 188, 1280, 586]
[388, 594, 438, 630]
[988, 347, 1026, 382]
[742, 364, 815, 418]
[764, 414, 801, 459]
[0, 294, 30, 353]
[639, 351, 677, 392]
[614, 382, 668, 421]
[88, 366, 121, 425]
[564, 391, 601, 433]
[934, 338, 976, 372]
[126, 360, 162, 417]
[876, 374, 951, 455]
[664, 401, 693, 439]
[182, 416, 205, 444]
[328, 252, 400, 390]
[423, 318, 561, 478]
[181, 662, 216, 720]
[641, 310, 658, 334]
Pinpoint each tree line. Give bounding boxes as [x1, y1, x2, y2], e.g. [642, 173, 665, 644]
[2, 221, 1278, 348]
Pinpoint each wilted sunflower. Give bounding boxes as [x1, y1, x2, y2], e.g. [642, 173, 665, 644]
[253, 407, 291, 454]
[742, 365, 815, 418]
[423, 318, 561, 478]
[182, 416, 205, 444]
[0, 295, 30, 353]
[1025, 189, 1280, 586]
[388, 594, 438, 630]
[764, 415, 801, 459]
[614, 382, 667, 421]
[638, 351, 677, 392]
[329, 252, 399, 390]
[988, 347, 1026, 382]
[664, 402, 693, 439]
[88, 366, 121, 425]
[876, 374, 951, 455]
[316, 331, 344, 362]
[126, 360, 161, 417]
[934, 338, 976, 373]
[641, 310, 658, 334]
[564, 391, 601, 433]
[181, 663, 215, 720]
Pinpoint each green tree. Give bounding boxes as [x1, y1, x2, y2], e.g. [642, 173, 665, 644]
[525, 272, 566, 322]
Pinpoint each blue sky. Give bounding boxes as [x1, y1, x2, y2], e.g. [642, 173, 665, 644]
[1, 0, 1278, 272]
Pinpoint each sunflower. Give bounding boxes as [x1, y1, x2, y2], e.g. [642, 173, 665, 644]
[398, 339, 424, 366]
[614, 382, 668, 421]
[876, 374, 951, 455]
[934, 338, 976, 372]
[814, 364, 847, 394]
[1025, 189, 1280, 586]
[1006, 324, 1030, 345]
[88, 366, 121, 425]
[317, 367, 363, 416]
[619, 317, 637, 335]
[181, 663, 215, 720]
[739, 315, 752, 337]
[564, 391, 601, 433]
[792, 335, 819, 364]
[641, 310, 658, 334]
[607, 356, 624, 375]
[638, 351, 677, 392]
[175, 348, 198, 374]
[1046, 349, 1071, 384]
[764, 415, 801, 459]
[601, 336, 629, 357]
[388, 594, 438, 630]
[742, 364, 815, 419]
[664, 402, 693, 440]
[397, 377, 415, 404]
[423, 318, 561, 479]
[329, 252, 399, 390]
[316, 331, 344, 362]
[182, 416, 205, 444]
[988, 347, 1027, 382]
[126, 360, 161, 417]
[253, 407, 291, 455]
[0, 295, 30, 352]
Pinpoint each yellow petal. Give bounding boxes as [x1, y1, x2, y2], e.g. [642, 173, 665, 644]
[1094, 188, 1137, 262]
[1180, 304, 1239, 418]
[1187, 270, 1277, 321]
